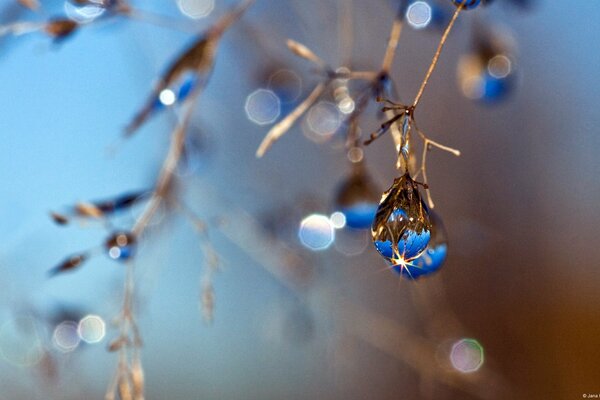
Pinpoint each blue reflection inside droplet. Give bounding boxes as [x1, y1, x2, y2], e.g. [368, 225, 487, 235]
[341, 202, 378, 230]
[396, 243, 447, 279]
[374, 239, 393, 258]
[374, 228, 430, 261]
[481, 74, 509, 102]
[152, 74, 200, 111]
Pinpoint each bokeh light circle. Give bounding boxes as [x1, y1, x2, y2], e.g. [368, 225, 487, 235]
[298, 214, 335, 251]
[0, 317, 45, 367]
[306, 101, 342, 137]
[53, 321, 80, 353]
[406, 1, 432, 29]
[450, 338, 484, 373]
[330, 211, 347, 229]
[78, 315, 106, 344]
[177, 0, 215, 19]
[245, 89, 281, 125]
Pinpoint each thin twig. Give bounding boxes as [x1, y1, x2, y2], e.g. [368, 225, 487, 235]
[412, 4, 463, 109]
[381, 14, 403, 73]
[256, 82, 327, 158]
[286, 39, 329, 70]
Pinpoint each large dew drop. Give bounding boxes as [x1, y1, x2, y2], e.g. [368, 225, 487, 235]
[371, 172, 432, 267]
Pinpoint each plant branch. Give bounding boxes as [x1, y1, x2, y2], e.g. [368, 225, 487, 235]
[412, 3, 463, 109]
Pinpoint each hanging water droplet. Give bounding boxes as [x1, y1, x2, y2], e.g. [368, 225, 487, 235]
[458, 26, 516, 103]
[371, 173, 431, 266]
[335, 165, 380, 230]
[397, 210, 448, 279]
[104, 232, 136, 261]
[451, 0, 481, 10]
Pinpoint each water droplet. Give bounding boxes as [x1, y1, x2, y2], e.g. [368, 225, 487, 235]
[105, 232, 136, 261]
[399, 210, 448, 278]
[452, 0, 480, 10]
[457, 26, 516, 103]
[371, 173, 431, 267]
[152, 73, 200, 111]
[336, 166, 380, 230]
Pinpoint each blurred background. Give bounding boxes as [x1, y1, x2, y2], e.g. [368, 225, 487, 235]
[0, 0, 599, 399]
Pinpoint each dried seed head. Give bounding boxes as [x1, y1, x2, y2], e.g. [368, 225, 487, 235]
[49, 253, 88, 276]
[50, 212, 69, 225]
[104, 232, 136, 261]
[44, 19, 78, 40]
[75, 202, 104, 219]
[107, 337, 126, 352]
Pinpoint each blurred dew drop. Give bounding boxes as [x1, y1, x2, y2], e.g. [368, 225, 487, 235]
[450, 338, 484, 373]
[176, 0, 215, 19]
[63, 1, 106, 23]
[457, 26, 517, 103]
[335, 165, 380, 230]
[245, 89, 281, 125]
[0, 317, 45, 367]
[298, 214, 335, 251]
[406, 1, 432, 29]
[53, 321, 80, 353]
[105, 232, 136, 261]
[77, 315, 106, 344]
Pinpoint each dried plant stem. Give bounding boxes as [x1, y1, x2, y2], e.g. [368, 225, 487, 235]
[256, 82, 327, 157]
[132, 95, 200, 237]
[286, 39, 329, 70]
[412, 121, 460, 207]
[174, 201, 220, 322]
[104, 91, 201, 400]
[337, 0, 354, 65]
[381, 15, 404, 73]
[412, 4, 463, 109]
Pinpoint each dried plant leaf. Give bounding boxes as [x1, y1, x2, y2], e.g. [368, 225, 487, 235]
[49, 253, 87, 276]
[124, 0, 253, 135]
[286, 39, 326, 69]
[74, 202, 104, 219]
[94, 190, 149, 214]
[107, 337, 126, 352]
[44, 19, 78, 40]
[124, 37, 215, 135]
[50, 212, 69, 225]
